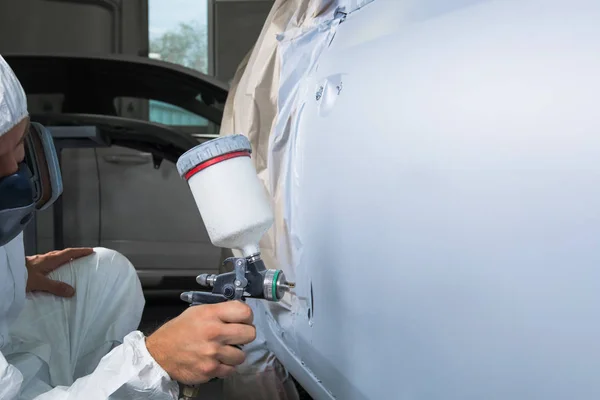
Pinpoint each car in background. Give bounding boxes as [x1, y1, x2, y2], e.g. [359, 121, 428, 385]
[6, 53, 228, 290]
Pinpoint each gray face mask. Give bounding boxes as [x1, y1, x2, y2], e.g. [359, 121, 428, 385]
[0, 122, 63, 247]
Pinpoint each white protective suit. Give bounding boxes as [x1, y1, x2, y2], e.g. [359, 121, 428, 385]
[0, 55, 178, 399]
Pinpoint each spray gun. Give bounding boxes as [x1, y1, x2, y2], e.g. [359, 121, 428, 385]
[175, 134, 295, 400]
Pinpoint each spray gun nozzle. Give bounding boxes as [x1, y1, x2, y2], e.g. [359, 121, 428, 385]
[277, 281, 296, 294]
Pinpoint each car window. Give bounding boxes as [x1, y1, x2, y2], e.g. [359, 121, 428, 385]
[149, 100, 209, 127]
[113, 96, 217, 136]
[26, 93, 65, 114]
[147, 0, 210, 127]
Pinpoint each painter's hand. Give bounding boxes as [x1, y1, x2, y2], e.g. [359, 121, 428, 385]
[25, 248, 94, 297]
[146, 301, 256, 384]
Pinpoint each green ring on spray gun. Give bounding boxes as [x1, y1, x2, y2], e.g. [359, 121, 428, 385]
[272, 270, 281, 300]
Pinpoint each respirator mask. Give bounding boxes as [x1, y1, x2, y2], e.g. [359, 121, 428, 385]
[0, 122, 63, 247]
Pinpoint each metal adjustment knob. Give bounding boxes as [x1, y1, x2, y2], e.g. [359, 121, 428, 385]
[197, 274, 217, 287]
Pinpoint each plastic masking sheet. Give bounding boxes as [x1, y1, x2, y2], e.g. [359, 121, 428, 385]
[218, 1, 374, 399]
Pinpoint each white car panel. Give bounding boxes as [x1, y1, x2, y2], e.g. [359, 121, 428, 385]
[252, 0, 600, 398]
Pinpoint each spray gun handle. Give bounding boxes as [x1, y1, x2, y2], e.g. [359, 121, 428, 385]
[181, 293, 246, 347]
[181, 291, 229, 305]
[181, 296, 244, 393]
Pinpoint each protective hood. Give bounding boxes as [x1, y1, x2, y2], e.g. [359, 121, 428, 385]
[0, 55, 28, 137]
[0, 59, 62, 248]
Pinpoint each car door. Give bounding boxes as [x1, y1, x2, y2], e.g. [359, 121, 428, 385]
[96, 142, 220, 287]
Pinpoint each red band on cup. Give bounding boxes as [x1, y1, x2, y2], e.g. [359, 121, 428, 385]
[184, 150, 250, 180]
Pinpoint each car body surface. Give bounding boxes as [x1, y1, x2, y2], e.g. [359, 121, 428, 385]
[228, 1, 600, 399]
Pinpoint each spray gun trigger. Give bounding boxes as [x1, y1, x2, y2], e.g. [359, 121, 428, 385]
[234, 259, 249, 287]
[220, 257, 249, 299]
[232, 258, 249, 300]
